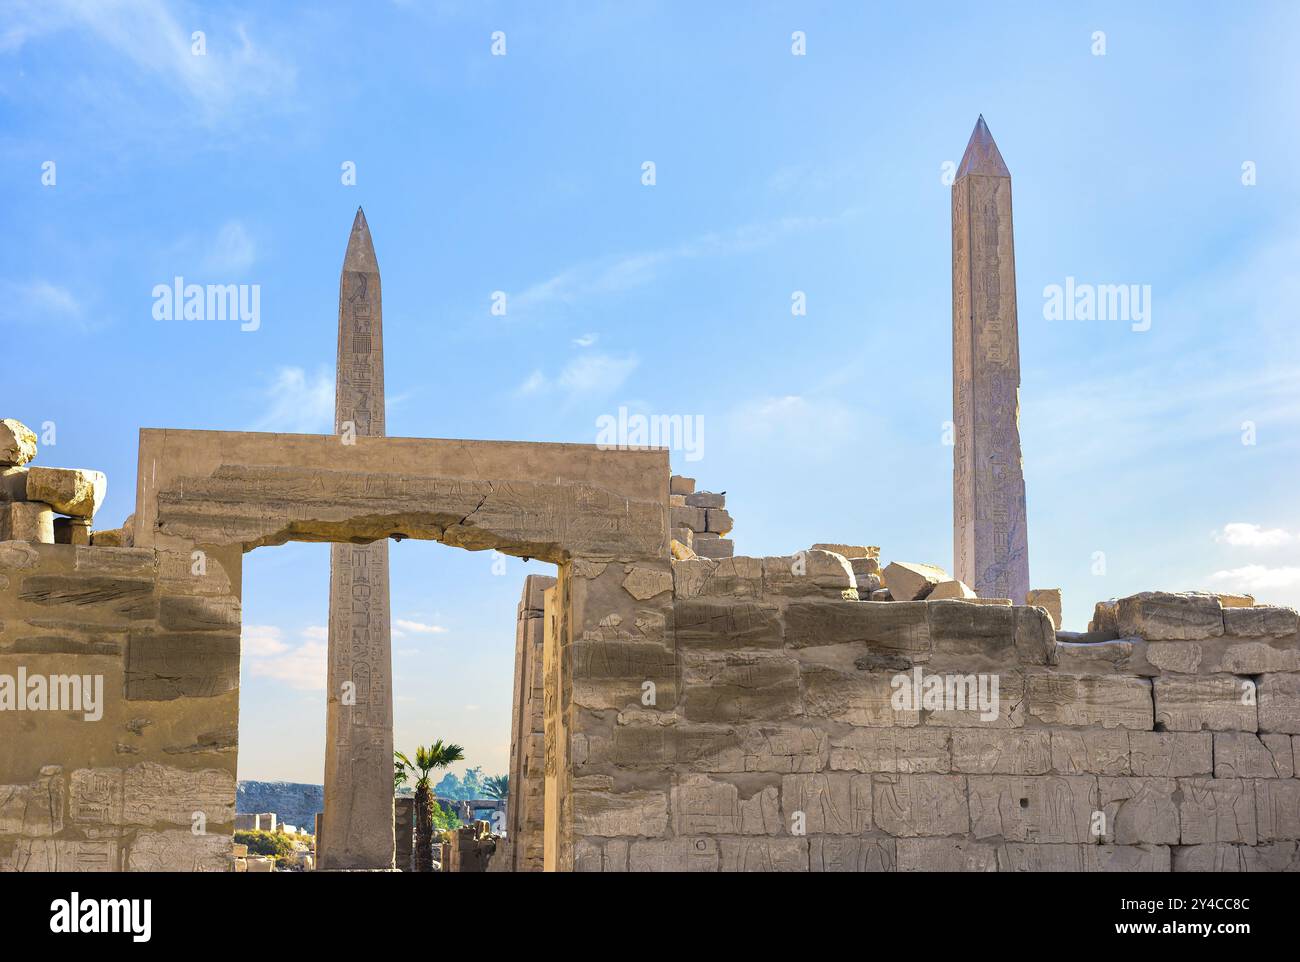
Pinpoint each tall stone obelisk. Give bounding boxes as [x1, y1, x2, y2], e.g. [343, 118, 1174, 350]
[952, 117, 1030, 603]
[321, 208, 394, 869]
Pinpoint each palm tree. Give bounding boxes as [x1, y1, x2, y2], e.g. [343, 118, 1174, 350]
[395, 740, 465, 872]
[482, 774, 508, 800]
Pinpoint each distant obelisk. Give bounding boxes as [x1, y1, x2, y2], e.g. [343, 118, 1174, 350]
[321, 208, 394, 869]
[952, 117, 1030, 603]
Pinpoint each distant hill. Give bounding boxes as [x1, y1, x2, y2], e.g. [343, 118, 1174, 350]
[237, 781, 324, 832]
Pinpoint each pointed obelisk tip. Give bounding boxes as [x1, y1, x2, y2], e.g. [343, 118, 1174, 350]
[344, 207, 377, 272]
[956, 115, 1010, 180]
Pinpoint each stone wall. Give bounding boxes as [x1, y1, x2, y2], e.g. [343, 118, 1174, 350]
[0, 540, 237, 871]
[567, 552, 1300, 872]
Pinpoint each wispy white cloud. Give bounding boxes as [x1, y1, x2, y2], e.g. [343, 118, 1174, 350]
[1214, 523, 1294, 548]
[1208, 564, 1300, 593]
[0, 279, 89, 330]
[241, 624, 288, 658]
[242, 625, 326, 691]
[0, 0, 296, 123]
[202, 220, 256, 273]
[514, 353, 639, 401]
[393, 618, 448, 638]
[250, 366, 333, 434]
[513, 210, 856, 315]
[726, 394, 856, 460]
[572, 332, 599, 347]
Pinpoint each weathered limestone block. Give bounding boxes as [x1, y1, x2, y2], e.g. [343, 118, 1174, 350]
[1115, 591, 1224, 640]
[674, 599, 782, 649]
[1026, 673, 1152, 729]
[127, 830, 230, 871]
[0, 766, 65, 836]
[53, 516, 91, 545]
[158, 594, 241, 631]
[780, 773, 872, 834]
[997, 843, 1170, 873]
[924, 669, 1025, 728]
[1153, 675, 1256, 732]
[621, 564, 673, 601]
[1214, 733, 1294, 778]
[627, 837, 719, 871]
[670, 505, 707, 532]
[736, 726, 828, 773]
[809, 835, 895, 871]
[126, 628, 240, 700]
[872, 774, 968, 836]
[1178, 778, 1257, 844]
[25, 466, 107, 519]
[1223, 606, 1299, 638]
[812, 544, 879, 560]
[1129, 732, 1213, 777]
[680, 650, 800, 722]
[0, 419, 37, 466]
[896, 837, 996, 872]
[684, 491, 723, 509]
[1089, 600, 1119, 634]
[1098, 777, 1179, 844]
[1050, 729, 1130, 776]
[692, 534, 734, 559]
[968, 775, 1097, 843]
[1053, 636, 1152, 675]
[848, 557, 880, 589]
[718, 837, 808, 871]
[950, 730, 1051, 774]
[571, 789, 668, 837]
[671, 774, 780, 835]
[1145, 641, 1204, 674]
[829, 728, 951, 774]
[1259, 674, 1300, 734]
[1, 838, 119, 872]
[1025, 588, 1063, 629]
[673, 556, 762, 600]
[1029, 670, 1154, 722]
[927, 600, 1014, 663]
[669, 475, 695, 496]
[0, 466, 28, 500]
[0, 501, 54, 543]
[1219, 641, 1300, 674]
[19, 571, 156, 620]
[1255, 778, 1300, 840]
[800, 666, 919, 727]
[929, 579, 977, 600]
[1172, 841, 1300, 872]
[763, 551, 855, 598]
[705, 508, 733, 534]
[783, 600, 929, 653]
[122, 762, 235, 825]
[882, 561, 948, 601]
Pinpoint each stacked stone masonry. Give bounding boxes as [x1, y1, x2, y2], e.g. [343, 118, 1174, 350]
[670, 475, 734, 560]
[4, 423, 1299, 871]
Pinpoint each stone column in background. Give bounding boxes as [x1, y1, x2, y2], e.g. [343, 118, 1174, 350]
[952, 116, 1031, 603]
[321, 208, 395, 869]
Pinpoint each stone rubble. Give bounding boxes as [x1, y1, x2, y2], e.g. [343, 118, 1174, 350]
[0, 419, 113, 546]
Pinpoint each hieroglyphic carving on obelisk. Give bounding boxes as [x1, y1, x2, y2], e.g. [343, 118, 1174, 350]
[952, 117, 1030, 603]
[321, 208, 394, 869]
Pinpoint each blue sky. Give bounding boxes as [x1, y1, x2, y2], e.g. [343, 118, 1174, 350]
[4, 1, 1299, 783]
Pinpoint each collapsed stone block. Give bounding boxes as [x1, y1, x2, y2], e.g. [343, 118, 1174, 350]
[1115, 591, 1224, 640]
[881, 561, 948, 601]
[25, 466, 107, 519]
[1025, 587, 1062, 629]
[0, 418, 37, 467]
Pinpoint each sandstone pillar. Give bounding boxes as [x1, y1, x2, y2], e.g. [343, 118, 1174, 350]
[952, 117, 1030, 603]
[321, 208, 395, 869]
